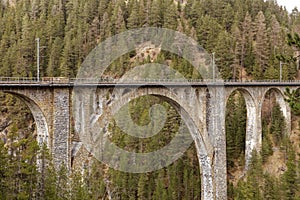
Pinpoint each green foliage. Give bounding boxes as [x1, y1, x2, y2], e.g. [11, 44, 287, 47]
[287, 33, 300, 49]
[284, 87, 300, 115]
[235, 152, 264, 200]
[214, 30, 235, 79]
[0, 0, 298, 80]
[282, 145, 298, 200]
[0, 125, 110, 199]
[261, 119, 273, 163]
[0, 140, 8, 198]
[106, 95, 202, 199]
[0, 123, 39, 199]
[226, 91, 246, 169]
[0, 0, 299, 199]
[263, 173, 280, 200]
[233, 140, 300, 200]
[229, 89, 299, 199]
[269, 103, 286, 146]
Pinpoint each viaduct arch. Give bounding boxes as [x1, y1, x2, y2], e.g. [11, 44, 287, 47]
[0, 86, 71, 170]
[73, 86, 226, 199]
[0, 82, 297, 200]
[225, 86, 291, 170]
[225, 88, 258, 169]
[108, 87, 220, 200]
[4, 91, 50, 146]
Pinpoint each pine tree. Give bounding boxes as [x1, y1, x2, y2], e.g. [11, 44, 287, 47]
[231, 22, 242, 80]
[221, 3, 235, 31]
[47, 37, 63, 76]
[163, 0, 178, 30]
[36, 144, 55, 199]
[149, 0, 163, 27]
[261, 119, 273, 163]
[264, 65, 279, 79]
[0, 9, 16, 77]
[137, 173, 147, 200]
[70, 170, 89, 200]
[253, 11, 270, 78]
[226, 91, 246, 169]
[82, 0, 99, 24]
[0, 139, 9, 198]
[0, 120, 41, 199]
[214, 30, 235, 79]
[196, 15, 222, 51]
[263, 173, 280, 200]
[287, 32, 300, 50]
[86, 161, 106, 199]
[45, 2, 65, 39]
[56, 165, 70, 199]
[153, 170, 166, 200]
[183, 0, 195, 25]
[99, 12, 112, 42]
[244, 151, 263, 200]
[138, 0, 147, 27]
[284, 87, 300, 115]
[60, 32, 75, 77]
[270, 104, 286, 145]
[268, 15, 281, 51]
[127, 0, 140, 29]
[97, 0, 110, 21]
[15, 14, 35, 77]
[19, 134, 40, 199]
[0, 35, 15, 76]
[291, 8, 300, 33]
[281, 146, 297, 200]
[112, 5, 126, 35]
[240, 12, 255, 74]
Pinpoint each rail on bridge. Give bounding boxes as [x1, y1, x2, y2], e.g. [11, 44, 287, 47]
[1, 77, 300, 86]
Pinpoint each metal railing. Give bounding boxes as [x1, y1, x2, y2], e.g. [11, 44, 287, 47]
[1, 77, 300, 85]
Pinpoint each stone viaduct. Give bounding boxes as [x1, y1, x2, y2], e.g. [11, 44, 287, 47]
[0, 79, 298, 200]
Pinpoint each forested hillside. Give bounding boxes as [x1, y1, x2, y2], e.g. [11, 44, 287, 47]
[0, 0, 299, 79]
[0, 0, 300, 199]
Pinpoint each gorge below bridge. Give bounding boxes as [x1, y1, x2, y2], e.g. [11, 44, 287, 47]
[0, 77, 299, 200]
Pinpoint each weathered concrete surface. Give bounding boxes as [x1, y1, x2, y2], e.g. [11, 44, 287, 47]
[0, 87, 71, 170]
[207, 86, 227, 200]
[0, 84, 296, 200]
[225, 86, 291, 170]
[72, 86, 225, 199]
[52, 88, 71, 169]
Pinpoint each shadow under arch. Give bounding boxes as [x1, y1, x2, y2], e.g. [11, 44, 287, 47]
[261, 87, 291, 135]
[106, 87, 214, 199]
[226, 88, 258, 170]
[3, 91, 50, 147]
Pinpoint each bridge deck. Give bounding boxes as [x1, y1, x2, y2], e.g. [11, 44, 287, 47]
[0, 77, 300, 87]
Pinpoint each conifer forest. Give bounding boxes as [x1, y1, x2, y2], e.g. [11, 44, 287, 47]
[0, 0, 300, 199]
